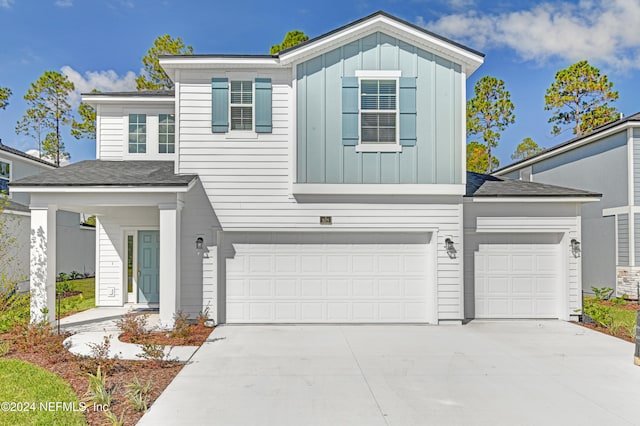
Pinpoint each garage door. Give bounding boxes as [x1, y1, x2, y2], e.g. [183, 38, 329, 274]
[226, 239, 430, 323]
[475, 244, 559, 318]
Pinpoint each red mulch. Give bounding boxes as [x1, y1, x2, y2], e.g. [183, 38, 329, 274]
[57, 291, 82, 299]
[0, 327, 184, 426]
[572, 321, 635, 343]
[120, 323, 214, 346]
[596, 300, 640, 311]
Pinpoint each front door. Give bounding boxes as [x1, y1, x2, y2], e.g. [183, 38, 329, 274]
[138, 230, 160, 304]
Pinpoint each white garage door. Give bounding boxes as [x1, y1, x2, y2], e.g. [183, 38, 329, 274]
[226, 241, 430, 323]
[475, 244, 560, 318]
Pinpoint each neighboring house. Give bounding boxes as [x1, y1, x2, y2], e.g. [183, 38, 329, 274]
[12, 11, 599, 326]
[495, 113, 640, 298]
[0, 141, 95, 290]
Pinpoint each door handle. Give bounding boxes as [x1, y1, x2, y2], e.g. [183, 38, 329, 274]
[137, 264, 141, 278]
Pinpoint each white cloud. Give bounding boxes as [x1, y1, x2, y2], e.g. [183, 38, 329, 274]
[25, 149, 69, 166]
[423, 0, 640, 70]
[0, 0, 14, 9]
[61, 65, 137, 106]
[55, 0, 73, 7]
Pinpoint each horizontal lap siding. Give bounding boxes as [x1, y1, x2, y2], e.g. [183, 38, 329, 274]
[178, 69, 463, 320]
[99, 107, 124, 160]
[618, 214, 629, 266]
[97, 218, 123, 306]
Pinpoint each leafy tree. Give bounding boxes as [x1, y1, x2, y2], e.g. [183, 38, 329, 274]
[270, 30, 309, 55]
[544, 60, 619, 136]
[467, 141, 499, 173]
[0, 86, 11, 110]
[466, 76, 515, 173]
[71, 101, 96, 140]
[42, 132, 69, 164]
[17, 71, 74, 166]
[16, 108, 47, 158]
[511, 137, 544, 160]
[136, 34, 193, 91]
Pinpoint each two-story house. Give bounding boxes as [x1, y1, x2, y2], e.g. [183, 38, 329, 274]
[495, 114, 640, 298]
[12, 12, 599, 326]
[0, 141, 95, 289]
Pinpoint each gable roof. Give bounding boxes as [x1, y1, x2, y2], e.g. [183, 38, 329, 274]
[466, 171, 601, 198]
[159, 11, 484, 77]
[494, 113, 640, 176]
[10, 160, 196, 188]
[0, 141, 57, 168]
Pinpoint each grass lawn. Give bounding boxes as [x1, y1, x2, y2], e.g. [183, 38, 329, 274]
[0, 359, 86, 425]
[59, 278, 96, 318]
[582, 296, 638, 341]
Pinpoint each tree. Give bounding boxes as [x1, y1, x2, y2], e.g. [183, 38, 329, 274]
[467, 76, 515, 173]
[467, 141, 499, 173]
[15, 108, 47, 158]
[511, 137, 544, 160]
[136, 35, 193, 90]
[270, 30, 309, 55]
[42, 132, 69, 163]
[544, 60, 619, 136]
[71, 101, 96, 140]
[0, 86, 11, 110]
[17, 71, 74, 166]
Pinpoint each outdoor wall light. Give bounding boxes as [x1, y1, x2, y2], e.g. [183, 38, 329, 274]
[196, 237, 204, 250]
[444, 237, 457, 259]
[570, 238, 581, 258]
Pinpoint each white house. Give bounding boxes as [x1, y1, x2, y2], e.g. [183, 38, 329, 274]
[12, 12, 599, 326]
[0, 142, 95, 290]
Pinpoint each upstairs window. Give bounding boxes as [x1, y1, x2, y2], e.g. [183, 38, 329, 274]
[128, 114, 147, 154]
[360, 79, 397, 144]
[0, 161, 10, 195]
[230, 81, 253, 131]
[158, 114, 175, 154]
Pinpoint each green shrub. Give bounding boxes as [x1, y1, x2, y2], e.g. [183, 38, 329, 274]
[84, 366, 112, 407]
[591, 286, 614, 301]
[126, 375, 152, 412]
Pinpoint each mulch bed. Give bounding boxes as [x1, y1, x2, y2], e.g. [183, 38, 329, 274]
[120, 323, 214, 346]
[595, 300, 640, 311]
[572, 321, 635, 343]
[57, 291, 82, 299]
[1, 328, 184, 426]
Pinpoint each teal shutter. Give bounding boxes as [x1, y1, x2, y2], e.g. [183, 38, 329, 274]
[211, 78, 228, 133]
[342, 76, 359, 146]
[255, 78, 272, 133]
[399, 77, 417, 146]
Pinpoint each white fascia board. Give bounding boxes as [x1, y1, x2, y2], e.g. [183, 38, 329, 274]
[2, 209, 30, 217]
[160, 57, 283, 80]
[222, 227, 437, 233]
[292, 183, 466, 195]
[279, 16, 484, 74]
[82, 95, 175, 107]
[11, 184, 194, 194]
[470, 196, 601, 203]
[0, 150, 56, 169]
[602, 206, 640, 216]
[494, 123, 639, 176]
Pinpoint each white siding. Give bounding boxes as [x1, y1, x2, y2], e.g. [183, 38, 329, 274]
[98, 106, 126, 160]
[177, 69, 464, 320]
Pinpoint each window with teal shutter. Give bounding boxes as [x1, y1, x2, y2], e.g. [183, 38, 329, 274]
[399, 77, 417, 146]
[211, 78, 229, 133]
[255, 78, 272, 133]
[341, 76, 359, 146]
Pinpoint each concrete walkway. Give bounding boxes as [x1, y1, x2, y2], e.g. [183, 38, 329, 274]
[139, 321, 640, 426]
[61, 307, 199, 362]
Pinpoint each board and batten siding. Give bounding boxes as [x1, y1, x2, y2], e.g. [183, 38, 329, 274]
[618, 213, 629, 266]
[177, 68, 464, 320]
[296, 32, 462, 185]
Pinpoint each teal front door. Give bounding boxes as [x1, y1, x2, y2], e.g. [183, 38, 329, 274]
[138, 230, 159, 304]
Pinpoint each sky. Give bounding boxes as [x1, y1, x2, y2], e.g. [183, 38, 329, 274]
[0, 0, 638, 168]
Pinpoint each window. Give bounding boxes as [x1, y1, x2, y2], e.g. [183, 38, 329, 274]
[158, 114, 175, 154]
[230, 81, 253, 131]
[0, 161, 9, 195]
[128, 114, 146, 153]
[360, 79, 397, 144]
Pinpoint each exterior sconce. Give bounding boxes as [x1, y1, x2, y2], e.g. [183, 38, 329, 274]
[444, 237, 457, 259]
[196, 237, 204, 250]
[570, 239, 581, 258]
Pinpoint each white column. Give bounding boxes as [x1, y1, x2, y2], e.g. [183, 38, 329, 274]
[158, 201, 182, 327]
[29, 205, 57, 324]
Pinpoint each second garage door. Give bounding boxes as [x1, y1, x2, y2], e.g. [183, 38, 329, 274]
[226, 237, 431, 323]
[475, 243, 560, 319]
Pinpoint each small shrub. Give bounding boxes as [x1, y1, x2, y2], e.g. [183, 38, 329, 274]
[56, 279, 75, 294]
[57, 272, 70, 283]
[115, 312, 149, 343]
[0, 340, 10, 357]
[84, 366, 112, 407]
[104, 409, 126, 426]
[592, 286, 614, 301]
[126, 375, 152, 412]
[171, 310, 191, 339]
[197, 305, 210, 326]
[70, 270, 83, 280]
[13, 321, 60, 355]
[611, 296, 628, 306]
[583, 301, 614, 328]
[137, 343, 175, 367]
[80, 334, 118, 374]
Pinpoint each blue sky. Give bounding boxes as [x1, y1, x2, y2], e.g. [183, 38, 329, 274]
[0, 0, 638, 167]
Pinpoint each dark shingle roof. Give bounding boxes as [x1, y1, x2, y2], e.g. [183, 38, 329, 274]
[4, 200, 30, 213]
[466, 172, 601, 198]
[494, 112, 640, 174]
[10, 160, 196, 187]
[81, 90, 174, 97]
[0, 142, 57, 168]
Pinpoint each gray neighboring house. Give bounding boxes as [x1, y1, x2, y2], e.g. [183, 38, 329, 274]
[0, 142, 95, 289]
[494, 113, 640, 297]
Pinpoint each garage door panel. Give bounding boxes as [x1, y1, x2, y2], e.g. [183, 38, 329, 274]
[327, 256, 348, 273]
[275, 279, 296, 296]
[475, 243, 559, 319]
[327, 279, 349, 296]
[275, 256, 297, 273]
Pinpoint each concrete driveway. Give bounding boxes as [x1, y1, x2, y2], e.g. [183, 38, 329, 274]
[139, 321, 640, 426]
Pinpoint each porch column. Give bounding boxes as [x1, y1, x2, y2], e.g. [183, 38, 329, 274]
[158, 201, 182, 327]
[29, 205, 57, 324]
